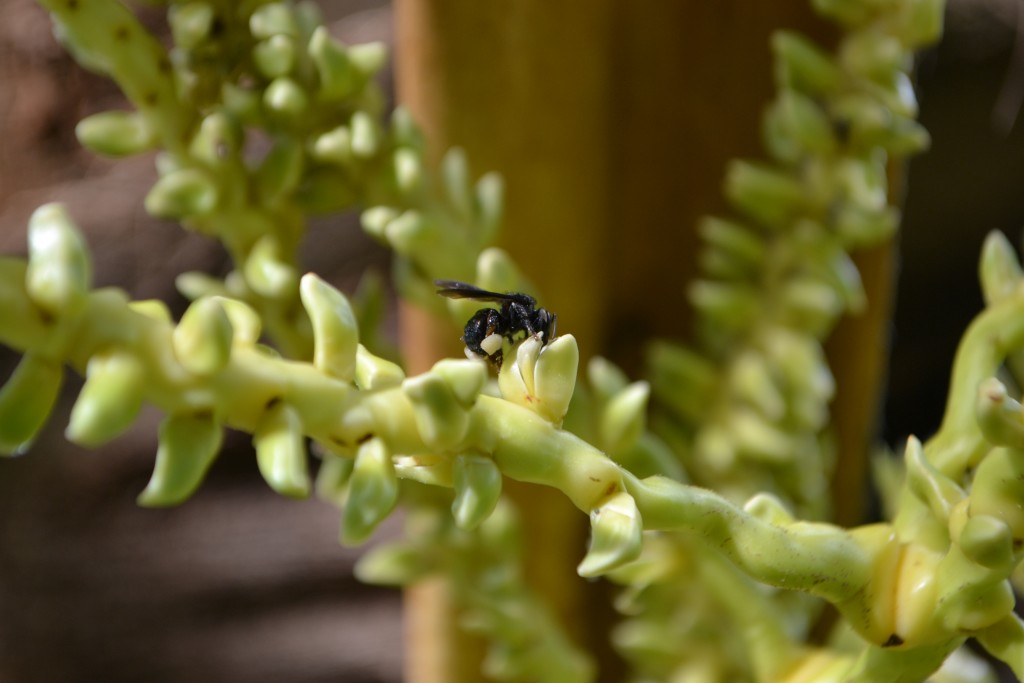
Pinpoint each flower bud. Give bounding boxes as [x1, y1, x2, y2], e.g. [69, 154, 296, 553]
[499, 334, 579, 424]
[312, 125, 352, 165]
[600, 382, 649, 455]
[350, 111, 379, 159]
[431, 359, 487, 407]
[173, 297, 233, 375]
[169, 2, 215, 50]
[75, 110, 154, 158]
[588, 356, 629, 401]
[384, 210, 434, 256]
[0, 353, 63, 456]
[212, 296, 262, 345]
[309, 27, 356, 100]
[263, 77, 308, 118]
[475, 172, 504, 244]
[959, 515, 1014, 572]
[355, 541, 431, 586]
[699, 217, 765, 268]
[393, 148, 423, 193]
[980, 231, 1023, 306]
[441, 147, 472, 219]
[810, 0, 871, 27]
[66, 350, 145, 447]
[764, 89, 835, 159]
[254, 400, 310, 498]
[725, 161, 805, 228]
[253, 35, 296, 79]
[315, 452, 354, 504]
[403, 372, 470, 451]
[348, 42, 388, 78]
[355, 345, 405, 390]
[129, 299, 172, 323]
[250, 3, 299, 39]
[743, 492, 796, 525]
[256, 142, 304, 203]
[731, 351, 785, 421]
[26, 203, 92, 316]
[145, 168, 218, 219]
[244, 235, 298, 298]
[189, 112, 241, 166]
[342, 437, 398, 544]
[975, 378, 1024, 449]
[452, 453, 503, 530]
[300, 273, 359, 382]
[138, 413, 222, 506]
[891, 0, 944, 49]
[688, 280, 758, 331]
[176, 271, 226, 301]
[772, 31, 842, 95]
[577, 491, 643, 577]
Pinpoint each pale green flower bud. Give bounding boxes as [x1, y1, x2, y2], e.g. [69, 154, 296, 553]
[588, 356, 629, 400]
[904, 436, 963, 522]
[355, 344, 405, 390]
[244, 236, 298, 298]
[212, 296, 262, 345]
[263, 77, 308, 118]
[393, 148, 423, 193]
[254, 399, 310, 499]
[75, 110, 154, 158]
[725, 161, 805, 227]
[688, 280, 758, 331]
[781, 276, 843, 336]
[315, 452, 354, 504]
[432, 359, 487, 406]
[66, 350, 145, 447]
[958, 515, 1014, 572]
[384, 210, 433, 256]
[891, 0, 944, 48]
[250, 3, 299, 39]
[222, 82, 261, 122]
[129, 299, 172, 323]
[348, 42, 388, 78]
[312, 126, 352, 165]
[173, 297, 233, 375]
[731, 351, 785, 420]
[360, 206, 399, 241]
[764, 90, 835, 160]
[189, 113, 241, 166]
[475, 172, 504, 244]
[476, 247, 526, 294]
[744, 492, 796, 525]
[355, 541, 431, 586]
[138, 413, 222, 507]
[833, 204, 899, 246]
[577, 491, 643, 577]
[499, 334, 579, 425]
[0, 353, 63, 456]
[600, 382, 649, 455]
[731, 410, 794, 463]
[145, 168, 218, 219]
[26, 203, 92, 316]
[169, 2, 215, 50]
[840, 30, 906, 82]
[308, 27, 355, 100]
[350, 111, 379, 159]
[452, 453, 503, 530]
[975, 378, 1024, 448]
[441, 147, 472, 219]
[772, 31, 842, 95]
[971, 446, 1024, 541]
[390, 107, 424, 149]
[647, 341, 717, 421]
[698, 217, 765, 268]
[300, 273, 359, 382]
[175, 271, 226, 300]
[256, 142, 304, 203]
[253, 35, 296, 79]
[403, 372, 470, 451]
[979, 231, 1023, 305]
[342, 437, 398, 544]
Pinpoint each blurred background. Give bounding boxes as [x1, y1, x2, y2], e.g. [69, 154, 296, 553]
[0, 0, 1022, 680]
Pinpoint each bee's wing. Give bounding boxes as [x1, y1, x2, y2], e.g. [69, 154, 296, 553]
[434, 280, 514, 303]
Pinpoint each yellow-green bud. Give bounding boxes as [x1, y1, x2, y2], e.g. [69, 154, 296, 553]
[781, 277, 843, 336]
[250, 3, 299, 39]
[476, 248, 527, 294]
[308, 27, 356, 100]
[442, 147, 472, 219]
[892, 0, 944, 49]
[0, 353, 63, 456]
[254, 400, 310, 498]
[980, 231, 1023, 305]
[348, 42, 388, 78]
[212, 296, 262, 345]
[588, 356, 629, 400]
[341, 437, 398, 545]
[840, 30, 906, 82]
[76, 110, 154, 158]
[772, 31, 842, 95]
[350, 111, 379, 159]
[810, 0, 871, 28]
[577, 491, 643, 577]
[169, 2, 216, 50]
[688, 280, 758, 331]
[699, 217, 765, 267]
[361, 206, 399, 241]
[499, 334, 579, 425]
[26, 203, 92, 316]
[731, 351, 785, 420]
[173, 297, 233, 375]
[475, 173, 504, 244]
[222, 82, 261, 122]
[725, 161, 805, 228]
[300, 273, 359, 382]
[764, 90, 835, 160]
[431, 359, 487, 407]
[253, 35, 296, 79]
[138, 413, 222, 507]
[959, 515, 1014, 572]
[145, 168, 218, 219]
[452, 453, 503, 530]
[354, 541, 431, 586]
[744, 492, 796, 525]
[66, 350, 145, 447]
[975, 378, 1024, 448]
[355, 344, 405, 390]
[833, 204, 900, 246]
[244, 236, 298, 298]
[390, 107, 425, 150]
[731, 410, 794, 463]
[190, 113, 241, 166]
[647, 341, 717, 421]
[175, 271, 226, 301]
[129, 299, 172, 323]
[600, 382, 649, 454]
[315, 452, 354, 505]
[393, 148, 424, 193]
[403, 372, 470, 451]
[384, 210, 433, 256]
[263, 77, 308, 118]
[904, 436, 963, 522]
[312, 126, 353, 165]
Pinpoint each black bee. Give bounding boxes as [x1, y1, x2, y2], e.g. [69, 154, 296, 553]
[435, 280, 557, 367]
